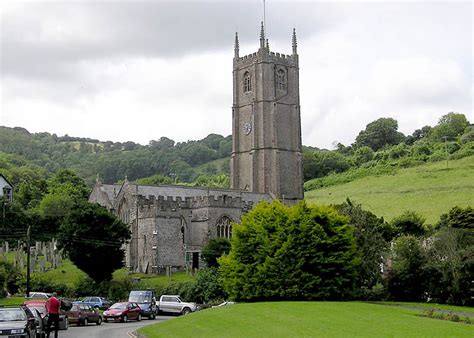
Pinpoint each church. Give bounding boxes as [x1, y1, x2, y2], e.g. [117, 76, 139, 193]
[89, 23, 304, 274]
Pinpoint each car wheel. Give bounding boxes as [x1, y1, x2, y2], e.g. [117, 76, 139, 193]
[64, 317, 69, 330]
[97, 317, 102, 325]
[122, 315, 128, 323]
[182, 307, 191, 315]
[137, 314, 142, 321]
[150, 313, 155, 320]
[83, 318, 88, 326]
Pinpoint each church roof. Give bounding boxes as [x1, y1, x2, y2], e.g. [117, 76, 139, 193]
[101, 184, 121, 198]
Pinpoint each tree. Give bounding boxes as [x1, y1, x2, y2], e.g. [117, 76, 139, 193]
[303, 150, 350, 180]
[135, 175, 173, 186]
[0, 258, 22, 296]
[352, 146, 374, 166]
[355, 117, 405, 151]
[386, 235, 427, 301]
[336, 200, 393, 295]
[391, 211, 427, 237]
[425, 226, 473, 305]
[57, 202, 130, 282]
[219, 201, 359, 301]
[201, 238, 231, 268]
[0, 198, 30, 245]
[431, 112, 469, 141]
[193, 267, 228, 303]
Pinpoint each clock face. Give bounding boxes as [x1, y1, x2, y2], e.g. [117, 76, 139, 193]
[242, 122, 252, 135]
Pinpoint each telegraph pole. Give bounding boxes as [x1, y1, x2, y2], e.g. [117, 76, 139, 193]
[26, 225, 31, 298]
[443, 136, 449, 169]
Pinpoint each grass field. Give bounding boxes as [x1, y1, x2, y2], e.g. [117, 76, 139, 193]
[138, 302, 473, 338]
[304, 155, 474, 224]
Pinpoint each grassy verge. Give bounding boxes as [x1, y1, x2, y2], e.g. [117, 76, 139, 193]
[304, 155, 474, 224]
[113, 268, 194, 289]
[138, 302, 473, 338]
[375, 301, 474, 314]
[0, 297, 25, 306]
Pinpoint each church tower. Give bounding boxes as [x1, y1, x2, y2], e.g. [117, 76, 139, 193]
[230, 24, 304, 202]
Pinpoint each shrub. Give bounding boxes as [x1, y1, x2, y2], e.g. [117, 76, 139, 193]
[391, 211, 426, 237]
[219, 201, 359, 301]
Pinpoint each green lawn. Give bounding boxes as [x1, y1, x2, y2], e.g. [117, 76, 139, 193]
[113, 268, 194, 289]
[138, 302, 473, 338]
[305, 156, 474, 224]
[0, 297, 25, 306]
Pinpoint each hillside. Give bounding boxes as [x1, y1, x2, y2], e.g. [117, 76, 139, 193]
[0, 126, 231, 185]
[305, 155, 474, 224]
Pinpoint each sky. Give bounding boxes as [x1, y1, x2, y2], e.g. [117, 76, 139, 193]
[1, 0, 472, 149]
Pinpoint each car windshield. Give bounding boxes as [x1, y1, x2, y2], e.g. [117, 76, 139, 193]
[129, 295, 150, 303]
[110, 303, 127, 309]
[0, 308, 27, 322]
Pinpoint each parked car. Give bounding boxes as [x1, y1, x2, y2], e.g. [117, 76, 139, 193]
[65, 303, 102, 326]
[157, 295, 197, 315]
[23, 300, 69, 330]
[128, 290, 157, 319]
[27, 292, 51, 299]
[80, 297, 112, 310]
[103, 302, 141, 322]
[23, 306, 46, 338]
[0, 306, 37, 337]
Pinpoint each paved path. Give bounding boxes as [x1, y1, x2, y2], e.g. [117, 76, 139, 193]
[57, 316, 174, 338]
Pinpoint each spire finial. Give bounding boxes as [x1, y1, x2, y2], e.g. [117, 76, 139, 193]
[260, 21, 265, 48]
[266, 38, 269, 50]
[234, 32, 239, 58]
[292, 28, 297, 54]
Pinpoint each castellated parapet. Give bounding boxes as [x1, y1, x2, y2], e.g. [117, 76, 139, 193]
[136, 194, 251, 214]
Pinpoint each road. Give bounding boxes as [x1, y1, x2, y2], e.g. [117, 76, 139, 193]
[57, 316, 174, 338]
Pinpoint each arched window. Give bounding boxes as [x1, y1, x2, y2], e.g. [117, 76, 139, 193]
[276, 69, 287, 90]
[243, 72, 252, 93]
[216, 216, 233, 239]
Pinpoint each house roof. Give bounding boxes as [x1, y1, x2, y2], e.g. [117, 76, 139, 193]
[0, 174, 13, 188]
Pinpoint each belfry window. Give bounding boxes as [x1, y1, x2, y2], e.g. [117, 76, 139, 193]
[276, 69, 287, 90]
[216, 216, 233, 239]
[243, 72, 252, 93]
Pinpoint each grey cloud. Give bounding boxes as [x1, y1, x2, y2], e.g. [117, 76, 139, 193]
[1, 2, 327, 82]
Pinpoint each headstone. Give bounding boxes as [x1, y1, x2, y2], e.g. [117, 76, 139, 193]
[4, 241, 8, 253]
[19, 254, 24, 270]
[40, 258, 45, 272]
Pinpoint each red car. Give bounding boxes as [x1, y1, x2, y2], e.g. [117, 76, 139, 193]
[23, 300, 69, 330]
[103, 302, 141, 322]
[65, 303, 102, 326]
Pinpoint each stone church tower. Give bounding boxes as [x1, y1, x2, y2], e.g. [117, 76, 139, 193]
[230, 23, 304, 202]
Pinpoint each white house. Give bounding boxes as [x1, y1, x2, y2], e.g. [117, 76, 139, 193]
[0, 174, 13, 201]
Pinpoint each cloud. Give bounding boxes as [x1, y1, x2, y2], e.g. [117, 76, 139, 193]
[1, 1, 472, 150]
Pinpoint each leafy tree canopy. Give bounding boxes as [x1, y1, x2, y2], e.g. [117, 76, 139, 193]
[391, 210, 427, 237]
[386, 235, 427, 301]
[431, 112, 469, 141]
[336, 199, 393, 290]
[355, 117, 405, 151]
[201, 238, 231, 267]
[57, 202, 130, 282]
[219, 201, 359, 301]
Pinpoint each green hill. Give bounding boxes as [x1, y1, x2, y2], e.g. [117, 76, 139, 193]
[304, 155, 474, 224]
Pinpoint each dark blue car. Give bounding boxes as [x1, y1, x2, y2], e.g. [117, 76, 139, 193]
[80, 297, 112, 310]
